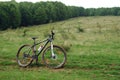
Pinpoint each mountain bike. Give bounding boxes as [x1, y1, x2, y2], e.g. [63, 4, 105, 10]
[16, 31, 67, 69]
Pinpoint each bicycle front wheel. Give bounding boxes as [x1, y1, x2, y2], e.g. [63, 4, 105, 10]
[16, 45, 33, 67]
[42, 45, 67, 69]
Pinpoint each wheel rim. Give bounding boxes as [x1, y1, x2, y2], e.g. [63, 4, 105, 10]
[43, 46, 66, 68]
[17, 45, 33, 66]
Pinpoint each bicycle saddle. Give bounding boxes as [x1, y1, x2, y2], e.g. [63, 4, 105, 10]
[32, 37, 38, 40]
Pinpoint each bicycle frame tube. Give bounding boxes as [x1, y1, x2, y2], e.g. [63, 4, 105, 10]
[32, 38, 52, 56]
[32, 35, 53, 57]
[37, 40, 49, 56]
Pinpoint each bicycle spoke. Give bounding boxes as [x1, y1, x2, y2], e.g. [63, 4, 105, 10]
[17, 45, 33, 67]
[43, 45, 66, 69]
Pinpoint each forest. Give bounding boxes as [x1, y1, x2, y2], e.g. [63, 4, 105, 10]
[0, 1, 120, 30]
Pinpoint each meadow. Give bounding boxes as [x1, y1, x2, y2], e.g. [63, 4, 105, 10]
[0, 16, 120, 80]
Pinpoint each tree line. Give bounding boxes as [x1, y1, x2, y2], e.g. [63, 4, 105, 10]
[0, 1, 120, 30]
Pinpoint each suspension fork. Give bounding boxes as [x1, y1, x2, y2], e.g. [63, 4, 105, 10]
[51, 42, 55, 57]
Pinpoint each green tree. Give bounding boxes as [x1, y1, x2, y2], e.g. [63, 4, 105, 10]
[54, 2, 68, 21]
[0, 1, 21, 30]
[33, 6, 47, 25]
[78, 7, 85, 16]
[9, 2, 21, 29]
[45, 2, 57, 22]
[19, 2, 33, 26]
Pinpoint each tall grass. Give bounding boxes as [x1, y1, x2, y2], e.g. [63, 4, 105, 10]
[0, 16, 120, 80]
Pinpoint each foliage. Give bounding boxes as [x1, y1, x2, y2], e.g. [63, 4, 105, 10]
[33, 3, 47, 25]
[0, 1, 120, 30]
[0, 1, 21, 30]
[19, 2, 33, 26]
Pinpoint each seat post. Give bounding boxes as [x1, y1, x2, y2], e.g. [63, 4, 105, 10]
[32, 37, 37, 45]
[32, 37, 39, 65]
[33, 39, 36, 45]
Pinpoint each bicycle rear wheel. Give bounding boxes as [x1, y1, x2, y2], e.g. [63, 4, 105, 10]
[42, 45, 67, 69]
[16, 45, 33, 67]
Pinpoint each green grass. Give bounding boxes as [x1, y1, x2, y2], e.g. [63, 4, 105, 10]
[0, 16, 120, 80]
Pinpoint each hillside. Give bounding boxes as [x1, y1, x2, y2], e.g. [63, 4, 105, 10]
[0, 16, 120, 80]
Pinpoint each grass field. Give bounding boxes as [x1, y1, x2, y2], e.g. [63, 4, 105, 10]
[0, 16, 120, 80]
